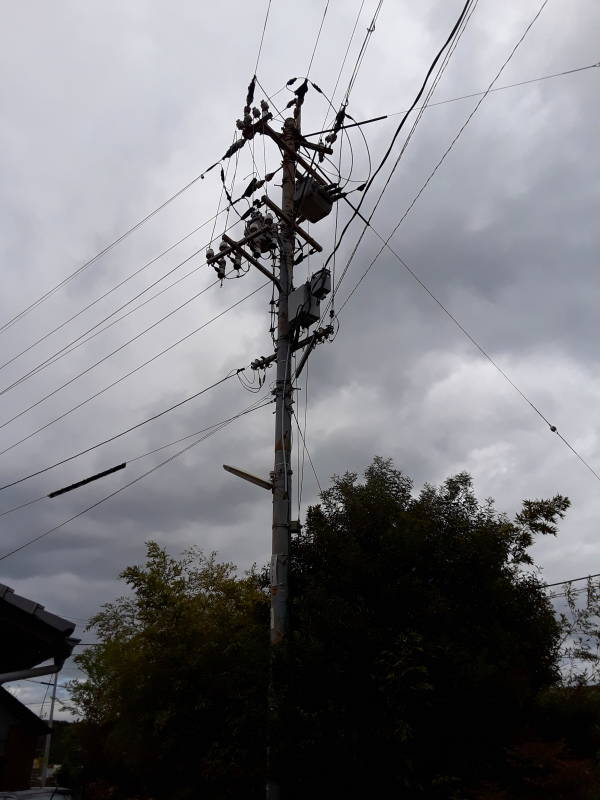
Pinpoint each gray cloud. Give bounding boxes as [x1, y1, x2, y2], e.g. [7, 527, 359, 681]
[0, 0, 598, 715]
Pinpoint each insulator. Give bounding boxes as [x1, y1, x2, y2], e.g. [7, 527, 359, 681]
[233, 252, 242, 271]
[264, 214, 274, 227]
[252, 106, 261, 119]
[236, 119, 244, 130]
[219, 239, 228, 253]
[206, 247, 214, 261]
[244, 112, 252, 126]
[216, 258, 226, 280]
[260, 99, 269, 114]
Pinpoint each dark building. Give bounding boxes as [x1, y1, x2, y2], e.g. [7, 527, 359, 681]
[0, 583, 78, 790]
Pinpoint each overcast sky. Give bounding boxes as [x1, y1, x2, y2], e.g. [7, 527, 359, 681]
[1, 0, 598, 718]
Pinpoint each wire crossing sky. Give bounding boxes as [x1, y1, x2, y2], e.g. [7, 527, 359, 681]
[1, 2, 599, 718]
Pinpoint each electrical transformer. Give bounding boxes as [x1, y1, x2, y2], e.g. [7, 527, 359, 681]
[310, 268, 331, 300]
[288, 283, 320, 329]
[294, 177, 332, 223]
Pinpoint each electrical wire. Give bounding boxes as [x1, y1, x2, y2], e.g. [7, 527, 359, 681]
[292, 407, 322, 494]
[325, 0, 477, 303]
[333, 211, 600, 486]
[543, 572, 600, 589]
[331, 0, 552, 306]
[0, 157, 225, 337]
[0, 243, 231, 397]
[323, 0, 472, 272]
[0, 397, 273, 518]
[254, 0, 273, 75]
[384, 0, 551, 239]
[3, 249, 230, 396]
[306, 0, 330, 78]
[0, 275, 224, 431]
[0, 399, 272, 563]
[325, 0, 366, 124]
[387, 61, 600, 117]
[0, 209, 235, 378]
[341, 0, 384, 108]
[0, 372, 241, 492]
[0, 282, 269, 459]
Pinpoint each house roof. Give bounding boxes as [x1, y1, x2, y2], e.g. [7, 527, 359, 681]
[0, 686, 50, 736]
[0, 584, 79, 673]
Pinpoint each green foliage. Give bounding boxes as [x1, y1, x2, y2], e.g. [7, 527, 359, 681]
[68, 459, 578, 799]
[555, 578, 600, 686]
[69, 543, 269, 800]
[286, 457, 566, 796]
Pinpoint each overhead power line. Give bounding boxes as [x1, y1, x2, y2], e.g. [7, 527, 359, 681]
[0, 274, 223, 429]
[0, 282, 269, 459]
[322, 4, 600, 485]
[254, 0, 273, 75]
[542, 572, 600, 590]
[0, 397, 273, 519]
[0, 210, 235, 379]
[380, 0, 551, 237]
[323, 0, 472, 271]
[0, 396, 273, 563]
[0, 371, 243, 492]
[0, 158, 226, 337]
[388, 60, 600, 117]
[333, 206, 600, 486]
[306, 0, 330, 78]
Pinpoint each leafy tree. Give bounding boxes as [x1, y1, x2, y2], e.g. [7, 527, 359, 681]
[69, 459, 577, 799]
[285, 458, 569, 797]
[69, 543, 269, 800]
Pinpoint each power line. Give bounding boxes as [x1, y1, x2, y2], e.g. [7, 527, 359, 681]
[0, 158, 225, 337]
[0, 210, 234, 379]
[323, 0, 472, 271]
[292, 408, 322, 494]
[543, 572, 600, 589]
[306, 0, 330, 78]
[0, 275, 222, 431]
[341, 0, 384, 108]
[381, 0, 551, 237]
[0, 397, 273, 519]
[321, 3, 600, 483]
[388, 60, 600, 117]
[254, 0, 273, 75]
[334, 210, 600, 486]
[1, 252, 216, 397]
[326, 0, 478, 304]
[325, 0, 366, 119]
[0, 282, 269, 459]
[0, 248, 215, 398]
[0, 396, 273, 563]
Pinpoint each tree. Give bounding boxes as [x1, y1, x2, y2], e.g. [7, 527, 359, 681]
[69, 459, 573, 799]
[69, 543, 269, 800]
[285, 458, 569, 797]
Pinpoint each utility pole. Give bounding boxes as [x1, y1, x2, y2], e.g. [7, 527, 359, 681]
[266, 115, 297, 800]
[40, 671, 58, 787]
[213, 77, 339, 798]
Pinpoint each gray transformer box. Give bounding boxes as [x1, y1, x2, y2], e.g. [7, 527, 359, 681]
[288, 283, 321, 329]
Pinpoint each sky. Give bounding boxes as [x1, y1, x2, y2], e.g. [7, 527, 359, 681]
[0, 0, 598, 719]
